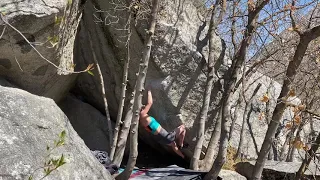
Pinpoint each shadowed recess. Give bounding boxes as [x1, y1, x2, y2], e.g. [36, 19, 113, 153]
[0, 58, 12, 69]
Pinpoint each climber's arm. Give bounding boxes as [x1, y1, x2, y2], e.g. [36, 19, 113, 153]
[141, 90, 153, 115]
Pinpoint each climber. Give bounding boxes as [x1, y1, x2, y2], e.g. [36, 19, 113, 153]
[139, 90, 186, 158]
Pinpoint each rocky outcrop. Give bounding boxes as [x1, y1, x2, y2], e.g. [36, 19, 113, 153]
[73, 0, 223, 154]
[0, 83, 112, 180]
[71, 0, 309, 160]
[0, 0, 83, 102]
[235, 161, 320, 179]
[219, 169, 246, 180]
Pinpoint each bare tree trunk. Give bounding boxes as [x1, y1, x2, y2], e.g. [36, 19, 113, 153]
[279, 133, 290, 161]
[112, 91, 135, 166]
[204, 1, 269, 179]
[116, 0, 159, 179]
[295, 132, 320, 180]
[199, 107, 222, 171]
[287, 122, 303, 162]
[251, 25, 320, 180]
[229, 97, 241, 142]
[87, 28, 113, 152]
[190, 0, 226, 170]
[110, 13, 132, 161]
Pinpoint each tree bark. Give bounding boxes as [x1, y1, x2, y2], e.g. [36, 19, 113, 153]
[112, 91, 135, 166]
[110, 13, 132, 161]
[199, 107, 222, 171]
[204, 1, 269, 179]
[190, 0, 226, 170]
[229, 96, 241, 142]
[286, 121, 303, 162]
[116, 0, 159, 179]
[295, 132, 320, 180]
[251, 25, 320, 180]
[87, 27, 113, 152]
[57, 0, 83, 75]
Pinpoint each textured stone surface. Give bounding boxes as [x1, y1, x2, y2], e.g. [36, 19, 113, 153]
[73, 0, 309, 160]
[74, 0, 222, 153]
[0, 0, 80, 103]
[0, 84, 112, 180]
[219, 169, 247, 180]
[235, 161, 320, 179]
[59, 95, 114, 152]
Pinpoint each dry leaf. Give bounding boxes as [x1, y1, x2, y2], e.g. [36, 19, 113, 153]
[258, 112, 265, 120]
[248, 0, 255, 11]
[298, 104, 306, 111]
[293, 139, 304, 150]
[294, 115, 301, 124]
[260, 94, 269, 103]
[285, 122, 293, 129]
[288, 89, 295, 97]
[293, 106, 300, 113]
[303, 144, 310, 151]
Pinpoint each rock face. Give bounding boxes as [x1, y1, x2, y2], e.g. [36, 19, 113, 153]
[0, 0, 82, 102]
[219, 169, 247, 180]
[228, 70, 303, 160]
[59, 95, 113, 152]
[74, 0, 223, 153]
[235, 161, 320, 179]
[0, 84, 112, 180]
[71, 0, 309, 160]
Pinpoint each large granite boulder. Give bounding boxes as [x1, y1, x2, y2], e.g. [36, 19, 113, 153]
[70, 0, 311, 160]
[73, 0, 223, 155]
[235, 161, 320, 180]
[0, 84, 112, 179]
[0, 0, 83, 102]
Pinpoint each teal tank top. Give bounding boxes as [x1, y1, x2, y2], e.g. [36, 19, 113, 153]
[148, 116, 161, 134]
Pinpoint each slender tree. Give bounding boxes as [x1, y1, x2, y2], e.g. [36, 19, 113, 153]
[204, 0, 270, 179]
[252, 3, 320, 178]
[86, 21, 113, 152]
[295, 128, 320, 179]
[110, 11, 133, 161]
[190, 0, 227, 170]
[116, 0, 159, 179]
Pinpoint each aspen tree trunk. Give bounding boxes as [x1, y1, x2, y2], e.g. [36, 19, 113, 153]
[199, 106, 221, 171]
[204, 1, 269, 179]
[113, 92, 135, 166]
[229, 97, 241, 142]
[198, 38, 227, 171]
[190, 0, 226, 171]
[116, 0, 159, 179]
[110, 12, 133, 161]
[86, 26, 113, 152]
[252, 25, 320, 180]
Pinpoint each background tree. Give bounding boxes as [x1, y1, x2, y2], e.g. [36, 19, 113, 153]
[116, 0, 159, 179]
[252, 1, 320, 179]
[205, 0, 270, 179]
[190, 0, 227, 171]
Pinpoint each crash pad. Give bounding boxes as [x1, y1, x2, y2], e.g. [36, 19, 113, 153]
[118, 165, 205, 180]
